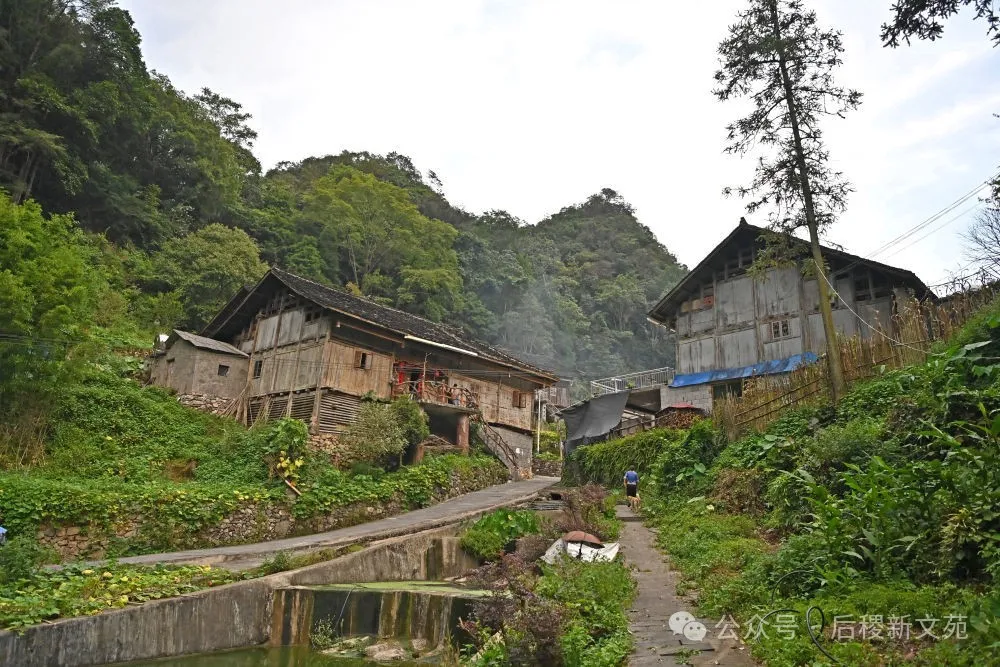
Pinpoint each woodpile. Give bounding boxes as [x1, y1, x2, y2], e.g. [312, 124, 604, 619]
[655, 408, 704, 430]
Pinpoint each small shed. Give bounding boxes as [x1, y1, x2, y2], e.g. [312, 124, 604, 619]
[148, 330, 249, 399]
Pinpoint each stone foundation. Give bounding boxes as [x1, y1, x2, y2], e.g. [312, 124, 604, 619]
[531, 457, 562, 478]
[177, 393, 235, 416]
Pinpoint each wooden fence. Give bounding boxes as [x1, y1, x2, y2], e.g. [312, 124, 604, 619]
[713, 287, 999, 439]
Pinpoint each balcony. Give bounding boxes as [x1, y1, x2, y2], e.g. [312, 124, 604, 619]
[589, 366, 675, 397]
[391, 380, 478, 413]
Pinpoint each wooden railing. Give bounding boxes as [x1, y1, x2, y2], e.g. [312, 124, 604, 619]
[472, 413, 522, 480]
[391, 380, 480, 410]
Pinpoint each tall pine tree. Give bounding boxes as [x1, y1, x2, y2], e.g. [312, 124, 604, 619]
[714, 0, 862, 402]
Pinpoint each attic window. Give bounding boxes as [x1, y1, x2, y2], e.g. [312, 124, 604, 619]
[355, 351, 373, 370]
[304, 307, 321, 324]
[217, 364, 230, 377]
[253, 360, 263, 378]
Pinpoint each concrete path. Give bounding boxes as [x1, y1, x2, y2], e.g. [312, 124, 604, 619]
[617, 506, 754, 666]
[102, 476, 560, 570]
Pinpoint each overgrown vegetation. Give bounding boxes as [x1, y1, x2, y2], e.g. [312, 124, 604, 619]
[0, 562, 239, 632]
[463, 555, 636, 667]
[579, 300, 1000, 665]
[338, 396, 430, 468]
[461, 510, 541, 562]
[0, 363, 504, 559]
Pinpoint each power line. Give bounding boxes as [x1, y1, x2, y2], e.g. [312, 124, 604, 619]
[866, 170, 999, 259]
[880, 201, 983, 261]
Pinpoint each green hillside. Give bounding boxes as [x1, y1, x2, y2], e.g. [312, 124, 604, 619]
[0, 1, 686, 387]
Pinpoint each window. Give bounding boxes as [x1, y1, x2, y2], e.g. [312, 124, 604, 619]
[253, 360, 263, 378]
[304, 307, 321, 323]
[512, 390, 529, 409]
[713, 381, 743, 401]
[217, 364, 230, 377]
[354, 350, 373, 370]
[770, 319, 791, 340]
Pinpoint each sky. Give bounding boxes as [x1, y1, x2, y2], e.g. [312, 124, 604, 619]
[120, 0, 1000, 292]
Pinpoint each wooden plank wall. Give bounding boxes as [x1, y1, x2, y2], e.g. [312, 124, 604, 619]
[323, 341, 393, 399]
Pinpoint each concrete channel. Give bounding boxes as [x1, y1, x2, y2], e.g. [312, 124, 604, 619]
[0, 484, 560, 667]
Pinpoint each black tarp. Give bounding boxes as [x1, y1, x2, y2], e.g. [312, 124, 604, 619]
[561, 391, 630, 459]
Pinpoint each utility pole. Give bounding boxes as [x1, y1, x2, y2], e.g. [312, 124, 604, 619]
[535, 391, 542, 454]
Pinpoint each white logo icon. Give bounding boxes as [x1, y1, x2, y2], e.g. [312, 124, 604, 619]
[684, 620, 708, 641]
[669, 611, 708, 641]
[669, 611, 695, 635]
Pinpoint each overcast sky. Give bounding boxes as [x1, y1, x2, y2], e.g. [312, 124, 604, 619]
[121, 0, 1000, 292]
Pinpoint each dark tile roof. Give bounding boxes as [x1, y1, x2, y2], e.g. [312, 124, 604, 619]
[649, 219, 935, 323]
[205, 267, 558, 382]
[169, 330, 248, 357]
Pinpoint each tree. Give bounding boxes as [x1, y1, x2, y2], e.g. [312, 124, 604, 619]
[148, 223, 267, 329]
[963, 205, 1000, 271]
[882, 1, 999, 47]
[714, 0, 862, 403]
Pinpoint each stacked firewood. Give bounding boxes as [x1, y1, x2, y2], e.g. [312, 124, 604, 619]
[655, 409, 703, 430]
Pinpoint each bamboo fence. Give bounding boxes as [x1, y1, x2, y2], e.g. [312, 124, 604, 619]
[713, 286, 1000, 439]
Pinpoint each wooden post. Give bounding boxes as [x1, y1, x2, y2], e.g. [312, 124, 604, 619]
[456, 414, 470, 455]
[310, 326, 332, 433]
[266, 294, 286, 396]
[420, 353, 429, 401]
[285, 312, 306, 418]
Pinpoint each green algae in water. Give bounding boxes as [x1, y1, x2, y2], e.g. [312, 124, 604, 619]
[117, 646, 427, 667]
[310, 581, 491, 597]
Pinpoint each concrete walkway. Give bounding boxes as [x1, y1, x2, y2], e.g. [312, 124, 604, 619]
[103, 476, 560, 570]
[617, 506, 753, 666]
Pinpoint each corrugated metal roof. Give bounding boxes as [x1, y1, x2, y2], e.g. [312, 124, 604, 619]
[168, 330, 248, 357]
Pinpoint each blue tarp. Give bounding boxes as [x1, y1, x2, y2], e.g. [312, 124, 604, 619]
[670, 352, 819, 388]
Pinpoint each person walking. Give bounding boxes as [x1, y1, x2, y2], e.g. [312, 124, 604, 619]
[624, 467, 640, 510]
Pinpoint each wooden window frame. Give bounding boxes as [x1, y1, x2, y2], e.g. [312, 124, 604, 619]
[512, 390, 529, 409]
[770, 319, 792, 341]
[354, 350, 373, 370]
[217, 364, 230, 377]
[253, 359, 263, 378]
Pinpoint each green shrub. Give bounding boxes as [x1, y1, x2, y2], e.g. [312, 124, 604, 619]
[461, 510, 541, 561]
[538, 559, 636, 667]
[0, 537, 48, 586]
[293, 454, 506, 519]
[337, 401, 409, 466]
[389, 396, 430, 447]
[570, 428, 685, 486]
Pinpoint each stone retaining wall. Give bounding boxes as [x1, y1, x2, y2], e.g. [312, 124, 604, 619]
[177, 393, 234, 416]
[532, 457, 562, 478]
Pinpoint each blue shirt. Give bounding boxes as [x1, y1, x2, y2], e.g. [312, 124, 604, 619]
[624, 470, 638, 484]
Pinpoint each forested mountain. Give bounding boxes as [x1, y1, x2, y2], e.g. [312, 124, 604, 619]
[0, 0, 687, 384]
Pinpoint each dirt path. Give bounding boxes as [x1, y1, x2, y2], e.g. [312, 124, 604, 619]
[617, 506, 754, 666]
[83, 476, 560, 571]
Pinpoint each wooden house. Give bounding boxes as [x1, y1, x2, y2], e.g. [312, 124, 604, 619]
[185, 268, 559, 478]
[646, 219, 933, 410]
